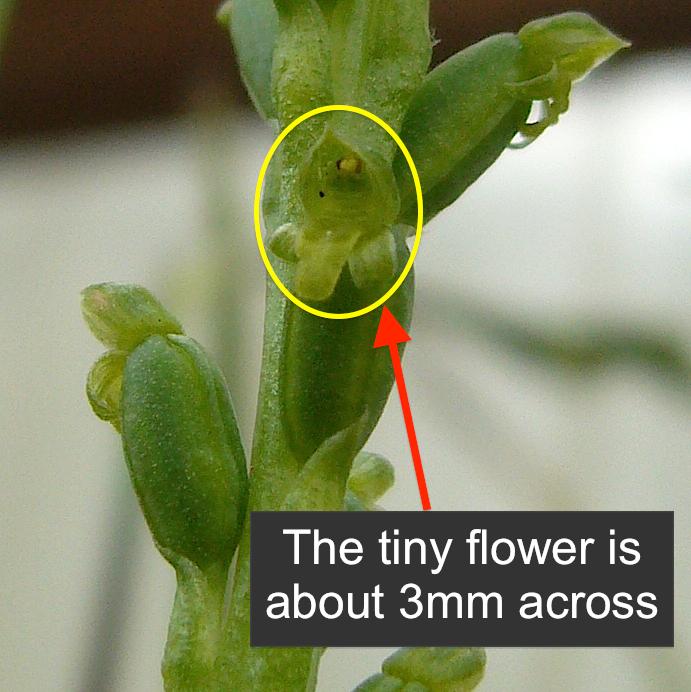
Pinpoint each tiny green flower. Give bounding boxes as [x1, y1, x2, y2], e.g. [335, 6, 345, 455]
[514, 12, 630, 138]
[269, 126, 400, 300]
[357, 647, 487, 691]
[346, 451, 395, 510]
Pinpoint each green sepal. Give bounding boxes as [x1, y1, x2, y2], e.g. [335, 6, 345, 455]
[81, 283, 183, 352]
[267, 222, 299, 261]
[121, 334, 248, 571]
[299, 128, 399, 233]
[348, 231, 397, 292]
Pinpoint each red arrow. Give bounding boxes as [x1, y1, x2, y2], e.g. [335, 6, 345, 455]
[374, 307, 431, 511]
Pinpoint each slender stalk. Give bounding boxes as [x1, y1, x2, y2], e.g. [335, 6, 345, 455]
[217, 271, 329, 691]
[163, 561, 228, 692]
[0, 0, 14, 54]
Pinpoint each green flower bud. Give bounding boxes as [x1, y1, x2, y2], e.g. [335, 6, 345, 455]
[519, 12, 629, 79]
[394, 13, 628, 224]
[282, 233, 413, 463]
[83, 283, 248, 689]
[357, 648, 486, 691]
[81, 283, 183, 352]
[346, 451, 395, 509]
[82, 283, 247, 570]
[394, 33, 528, 226]
[514, 12, 630, 138]
[218, 0, 278, 122]
[121, 334, 247, 570]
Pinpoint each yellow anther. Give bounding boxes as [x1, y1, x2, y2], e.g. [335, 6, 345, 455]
[336, 156, 363, 174]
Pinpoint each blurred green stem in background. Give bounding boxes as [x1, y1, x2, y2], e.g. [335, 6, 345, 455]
[423, 290, 691, 388]
[0, 0, 15, 62]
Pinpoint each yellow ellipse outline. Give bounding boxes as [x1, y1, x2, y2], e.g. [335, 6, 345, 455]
[254, 104, 423, 320]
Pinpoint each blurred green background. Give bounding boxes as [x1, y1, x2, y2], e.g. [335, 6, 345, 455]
[1, 2, 689, 690]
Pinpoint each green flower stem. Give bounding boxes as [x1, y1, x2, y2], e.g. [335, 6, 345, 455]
[217, 270, 327, 691]
[81, 284, 249, 691]
[218, 249, 411, 690]
[162, 561, 228, 692]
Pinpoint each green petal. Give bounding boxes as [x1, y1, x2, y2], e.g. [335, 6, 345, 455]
[85, 350, 127, 430]
[81, 283, 183, 352]
[519, 12, 630, 81]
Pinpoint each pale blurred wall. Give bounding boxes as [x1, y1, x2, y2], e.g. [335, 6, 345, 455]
[1, 54, 689, 691]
